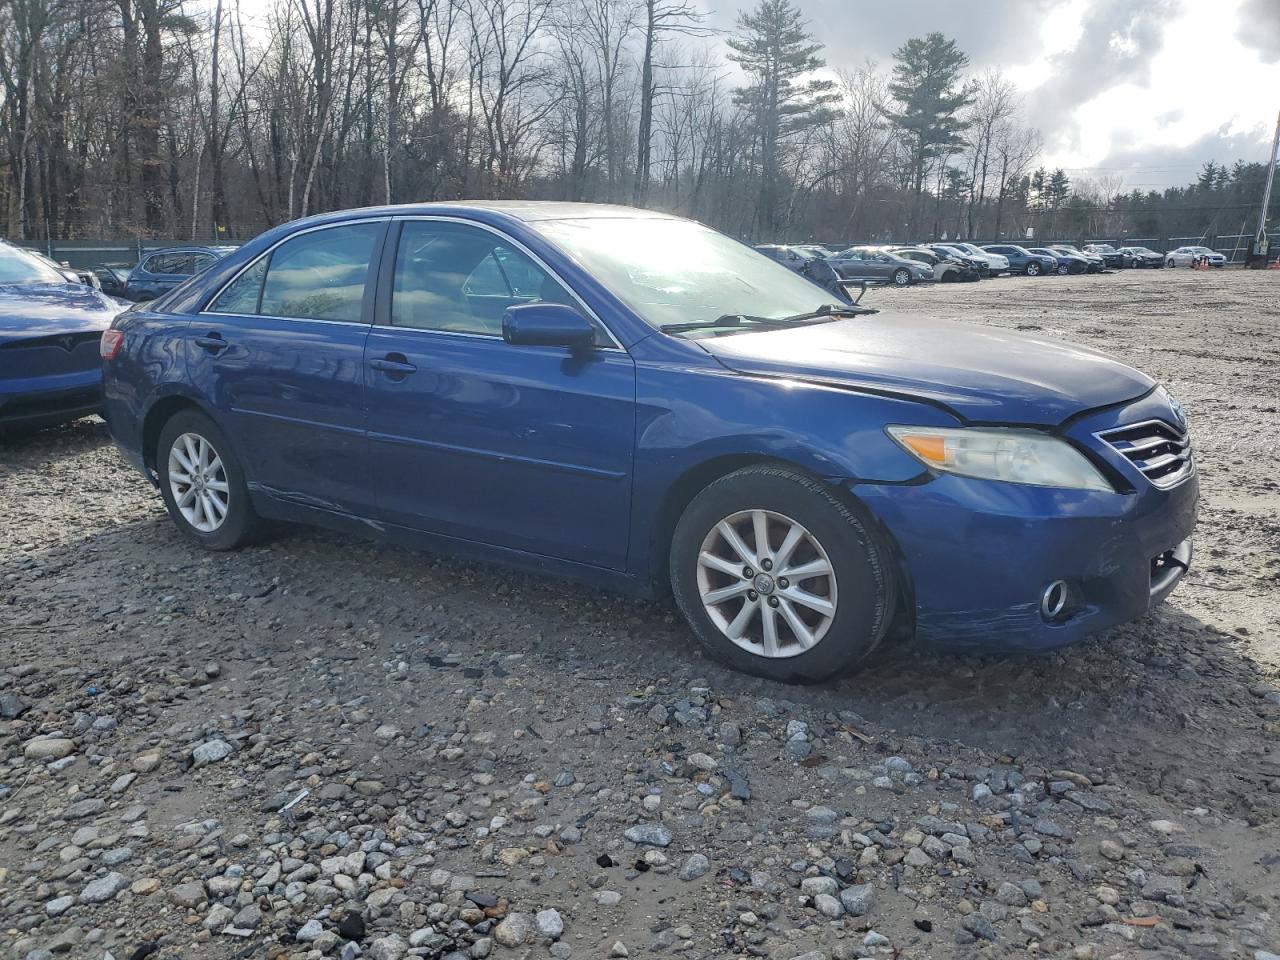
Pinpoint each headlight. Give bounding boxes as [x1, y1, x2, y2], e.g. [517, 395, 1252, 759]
[886, 426, 1113, 491]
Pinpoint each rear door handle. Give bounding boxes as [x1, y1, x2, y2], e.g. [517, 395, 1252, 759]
[195, 333, 227, 353]
[370, 355, 417, 376]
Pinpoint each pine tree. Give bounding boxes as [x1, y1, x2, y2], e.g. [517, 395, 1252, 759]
[883, 32, 974, 234]
[1046, 168, 1071, 207]
[728, 0, 839, 238]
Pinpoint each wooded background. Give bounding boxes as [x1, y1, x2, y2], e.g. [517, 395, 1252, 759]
[1, 0, 1275, 245]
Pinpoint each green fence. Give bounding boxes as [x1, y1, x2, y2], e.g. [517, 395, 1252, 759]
[12, 238, 242, 270]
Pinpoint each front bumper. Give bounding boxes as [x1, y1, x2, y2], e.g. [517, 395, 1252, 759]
[853, 392, 1198, 652]
[0, 370, 103, 432]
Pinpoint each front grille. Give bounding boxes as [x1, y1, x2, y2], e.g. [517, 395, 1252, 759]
[0, 331, 101, 351]
[0, 336, 102, 379]
[1096, 419, 1193, 488]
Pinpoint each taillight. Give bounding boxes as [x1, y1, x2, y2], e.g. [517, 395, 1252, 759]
[100, 329, 124, 360]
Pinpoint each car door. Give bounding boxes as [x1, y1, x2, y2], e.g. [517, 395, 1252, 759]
[839, 250, 870, 279]
[361, 217, 637, 570]
[189, 219, 387, 513]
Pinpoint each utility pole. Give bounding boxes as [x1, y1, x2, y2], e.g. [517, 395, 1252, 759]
[1256, 109, 1280, 247]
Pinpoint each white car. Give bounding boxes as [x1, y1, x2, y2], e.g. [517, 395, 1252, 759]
[950, 242, 1011, 275]
[1165, 245, 1226, 268]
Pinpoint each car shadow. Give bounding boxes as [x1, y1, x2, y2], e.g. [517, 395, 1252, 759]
[0, 416, 110, 462]
[3, 481, 1276, 827]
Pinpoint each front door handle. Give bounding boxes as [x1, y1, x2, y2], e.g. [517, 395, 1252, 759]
[195, 332, 227, 354]
[370, 354, 417, 377]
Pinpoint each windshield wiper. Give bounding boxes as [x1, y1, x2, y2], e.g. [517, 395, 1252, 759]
[664, 304, 862, 335]
[773, 303, 871, 323]
[662, 314, 784, 333]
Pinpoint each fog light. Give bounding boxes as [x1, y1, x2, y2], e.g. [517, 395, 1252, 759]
[1040, 580, 1070, 621]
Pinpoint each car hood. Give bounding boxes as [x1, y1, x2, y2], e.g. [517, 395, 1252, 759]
[699, 313, 1155, 425]
[0, 282, 125, 345]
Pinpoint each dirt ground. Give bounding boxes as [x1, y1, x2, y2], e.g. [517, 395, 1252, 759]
[2, 268, 1279, 960]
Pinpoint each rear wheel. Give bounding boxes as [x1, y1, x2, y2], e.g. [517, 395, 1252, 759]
[892, 268, 911, 286]
[670, 466, 897, 683]
[157, 409, 262, 550]
[1056, 263, 1069, 275]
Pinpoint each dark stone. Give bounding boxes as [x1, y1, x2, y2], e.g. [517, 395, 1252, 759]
[336, 912, 366, 941]
[962, 914, 997, 941]
[0, 692, 28, 719]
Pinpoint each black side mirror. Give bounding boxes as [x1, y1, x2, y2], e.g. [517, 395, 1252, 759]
[502, 302, 596, 349]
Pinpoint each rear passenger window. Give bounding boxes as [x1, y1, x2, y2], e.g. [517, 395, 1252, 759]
[208, 223, 381, 322]
[146, 253, 191, 274]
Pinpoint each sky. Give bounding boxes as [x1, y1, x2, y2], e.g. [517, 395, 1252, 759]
[707, 0, 1280, 191]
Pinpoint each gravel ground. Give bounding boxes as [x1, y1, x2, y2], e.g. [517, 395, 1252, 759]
[2, 268, 1279, 960]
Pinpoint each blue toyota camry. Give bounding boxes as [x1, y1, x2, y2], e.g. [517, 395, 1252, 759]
[101, 203, 1197, 682]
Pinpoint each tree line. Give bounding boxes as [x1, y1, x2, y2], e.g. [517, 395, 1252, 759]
[1, 0, 1274, 247]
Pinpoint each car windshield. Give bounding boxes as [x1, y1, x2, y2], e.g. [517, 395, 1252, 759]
[0, 245, 66, 284]
[533, 217, 841, 333]
[1091, 244, 1116, 252]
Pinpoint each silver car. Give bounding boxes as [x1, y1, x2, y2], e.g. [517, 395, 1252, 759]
[949, 242, 1011, 275]
[1165, 245, 1226, 268]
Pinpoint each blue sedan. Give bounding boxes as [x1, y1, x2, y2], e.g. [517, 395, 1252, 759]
[124, 245, 237, 301]
[0, 242, 127, 435]
[981, 243, 1059, 277]
[101, 203, 1197, 682]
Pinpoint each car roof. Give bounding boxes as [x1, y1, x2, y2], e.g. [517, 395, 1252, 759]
[311, 200, 679, 225]
[142, 245, 236, 256]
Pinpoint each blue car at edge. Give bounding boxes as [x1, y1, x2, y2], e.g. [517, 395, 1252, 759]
[124, 245, 238, 302]
[101, 202, 1197, 683]
[1, 241, 127, 435]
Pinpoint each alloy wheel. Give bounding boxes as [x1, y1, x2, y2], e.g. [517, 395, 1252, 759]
[167, 432, 230, 533]
[893, 269, 910, 286]
[696, 509, 838, 658]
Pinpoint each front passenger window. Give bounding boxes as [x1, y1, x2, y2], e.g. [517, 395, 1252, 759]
[390, 221, 576, 336]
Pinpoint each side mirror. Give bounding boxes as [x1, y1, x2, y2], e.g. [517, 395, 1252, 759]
[502, 302, 596, 349]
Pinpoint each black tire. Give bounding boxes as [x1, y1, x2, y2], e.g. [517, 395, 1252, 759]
[891, 268, 911, 286]
[156, 409, 262, 550]
[1025, 262, 1041, 277]
[669, 465, 897, 684]
[1056, 263, 1069, 275]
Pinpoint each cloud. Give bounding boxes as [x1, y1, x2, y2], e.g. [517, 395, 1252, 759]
[706, 0, 1050, 71]
[1236, 0, 1280, 62]
[1033, 0, 1174, 148]
[1068, 125, 1276, 193]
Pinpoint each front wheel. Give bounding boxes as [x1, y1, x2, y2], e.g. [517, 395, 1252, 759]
[892, 268, 911, 286]
[1025, 262, 1042, 277]
[1056, 263, 1069, 275]
[670, 466, 897, 683]
[157, 409, 262, 550]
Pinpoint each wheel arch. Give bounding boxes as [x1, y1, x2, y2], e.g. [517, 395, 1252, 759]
[141, 393, 220, 473]
[645, 453, 913, 617]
